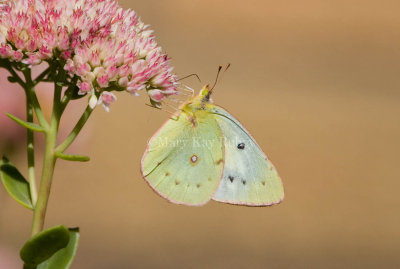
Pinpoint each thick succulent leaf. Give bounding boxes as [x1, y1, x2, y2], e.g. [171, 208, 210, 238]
[0, 157, 33, 209]
[55, 152, 90, 162]
[38, 228, 80, 269]
[6, 113, 45, 132]
[20, 225, 70, 266]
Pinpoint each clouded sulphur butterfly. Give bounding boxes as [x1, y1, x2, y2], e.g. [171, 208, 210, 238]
[141, 85, 284, 206]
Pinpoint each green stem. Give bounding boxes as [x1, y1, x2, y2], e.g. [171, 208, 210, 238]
[30, 116, 58, 236]
[23, 69, 50, 130]
[55, 105, 93, 153]
[26, 95, 38, 206]
[59, 77, 78, 114]
[30, 79, 62, 236]
[31, 105, 93, 236]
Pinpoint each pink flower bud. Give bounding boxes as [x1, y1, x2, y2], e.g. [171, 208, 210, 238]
[0, 45, 12, 58]
[12, 50, 23, 61]
[22, 53, 41, 66]
[99, 91, 117, 112]
[15, 38, 25, 50]
[76, 63, 91, 77]
[64, 59, 75, 73]
[27, 40, 37, 52]
[97, 75, 109, 88]
[77, 81, 92, 94]
[131, 59, 145, 74]
[90, 51, 101, 66]
[101, 92, 117, 105]
[119, 64, 131, 77]
[39, 46, 52, 58]
[148, 89, 164, 102]
[61, 51, 72, 60]
[107, 65, 118, 80]
[115, 53, 124, 65]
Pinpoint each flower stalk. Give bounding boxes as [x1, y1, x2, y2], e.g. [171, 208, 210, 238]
[26, 87, 38, 206]
[30, 114, 58, 236]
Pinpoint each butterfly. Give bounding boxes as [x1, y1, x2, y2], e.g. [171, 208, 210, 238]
[141, 85, 284, 206]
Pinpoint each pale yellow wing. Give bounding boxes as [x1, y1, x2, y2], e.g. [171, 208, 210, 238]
[141, 110, 225, 206]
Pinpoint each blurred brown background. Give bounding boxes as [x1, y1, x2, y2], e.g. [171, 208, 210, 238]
[1, 0, 400, 268]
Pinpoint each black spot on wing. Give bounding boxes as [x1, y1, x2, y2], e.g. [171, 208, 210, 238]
[228, 176, 234, 183]
[237, 143, 245, 149]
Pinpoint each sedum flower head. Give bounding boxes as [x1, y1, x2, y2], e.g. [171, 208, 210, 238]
[0, 0, 178, 109]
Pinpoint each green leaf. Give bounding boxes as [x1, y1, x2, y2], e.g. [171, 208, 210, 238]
[0, 157, 33, 210]
[6, 113, 45, 132]
[55, 152, 90, 162]
[38, 228, 80, 269]
[20, 225, 70, 266]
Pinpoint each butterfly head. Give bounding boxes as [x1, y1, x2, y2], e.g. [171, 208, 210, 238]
[181, 85, 212, 114]
[199, 84, 212, 101]
[198, 84, 214, 109]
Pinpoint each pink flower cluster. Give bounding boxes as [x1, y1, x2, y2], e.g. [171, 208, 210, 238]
[0, 0, 178, 109]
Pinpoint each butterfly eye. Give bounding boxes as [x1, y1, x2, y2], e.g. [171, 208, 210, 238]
[237, 143, 245, 150]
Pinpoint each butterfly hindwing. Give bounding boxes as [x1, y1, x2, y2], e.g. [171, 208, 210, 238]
[209, 105, 284, 206]
[141, 110, 225, 206]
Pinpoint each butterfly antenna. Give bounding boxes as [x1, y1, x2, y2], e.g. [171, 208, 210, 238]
[210, 65, 223, 93]
[178, 73, 201, 83]
[218, 63, 231, 86]
[224, 63, 231, 73]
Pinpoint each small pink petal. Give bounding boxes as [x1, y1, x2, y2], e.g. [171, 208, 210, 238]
[61, 51, 72, 60]
[12, 51, 23, 61]
[99, 91, 117, 112]
[148, 89, 164, 102]
[64, 59, 75, 73]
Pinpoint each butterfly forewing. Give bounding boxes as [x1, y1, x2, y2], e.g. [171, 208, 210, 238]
[209, 105, 284, 206]
[141, 111, 225, 206]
